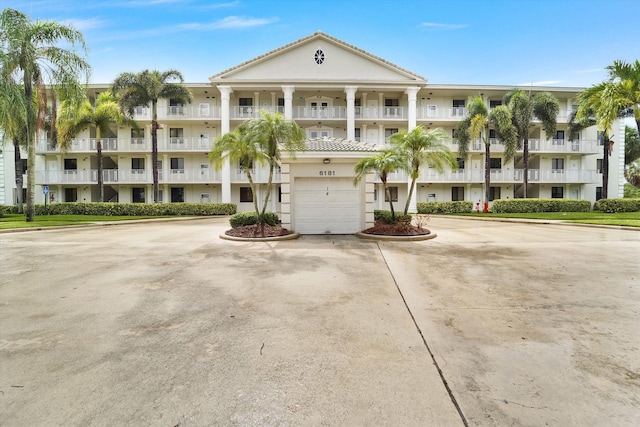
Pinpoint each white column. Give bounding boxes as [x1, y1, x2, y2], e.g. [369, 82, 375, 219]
[405, 87, 419, 131]
[218, 85, 233, 203]
[254, 91, 260, 117]
[282, 85, 295, 120]
[345, 86, 358, 141]
[378, 123, 384, 145]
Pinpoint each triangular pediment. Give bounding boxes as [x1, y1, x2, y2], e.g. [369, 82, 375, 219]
[209, 31, 426, 85]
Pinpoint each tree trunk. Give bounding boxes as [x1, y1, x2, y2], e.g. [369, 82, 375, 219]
[151, 120, 159, 203]
[14, 138, 24, 213]
[523, 137, 529, 198]
[383, 180, 395, 221]
[404, 174, 417, 216]
[484, 141, 491, 213]
[97, 133, 104, 202]
[602, 136, 610, 199]
[24, 74, 35, 222]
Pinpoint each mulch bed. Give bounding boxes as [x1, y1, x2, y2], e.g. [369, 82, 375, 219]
[361, 221, 431, 236]
[225, 224, 293, 238]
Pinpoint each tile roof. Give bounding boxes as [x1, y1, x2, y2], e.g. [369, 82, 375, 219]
[303, 137, 382, 152]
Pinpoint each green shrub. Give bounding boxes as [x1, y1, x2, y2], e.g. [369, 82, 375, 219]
[374, 210, 412, 224]
[490, 199, 591, 213]
[624, 183, 640, 198]
[594, 198, 640, 213]
[6, 202, 236, 216]
[229, 211, 280, 228]
[416, 201, 473, 214]
[0, 205, 6, 217]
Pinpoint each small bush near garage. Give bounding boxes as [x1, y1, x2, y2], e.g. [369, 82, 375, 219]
[0, 205, 6, 217]
[416, 201, 473, 214]
[229, 211, 280, 228]
[7, 202, 236, 216]
[594, 198, 640, 213]
[490, 198, 591, 213]
[374, 210, 412, 224]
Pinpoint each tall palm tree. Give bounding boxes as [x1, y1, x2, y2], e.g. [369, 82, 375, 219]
[0, 75, 28, 212]
[574, 82, 620, 199]
[389, 125, 457, 215]
[243, 111, 305, 220]
[605, 60, 640, 132]
[455, 97, 517, 211]
[625, 125, 640, 166]
[354, 148, 408, 221]
[0, 8, 89, 221]
[209, 124, 266, 217]
[57, 91, 137, 202]
[112, 70, 192, 203]
[504, 89, 560, 198]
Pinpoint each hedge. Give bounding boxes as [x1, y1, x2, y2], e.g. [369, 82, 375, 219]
[416, 201, 473, 214]
[593, 198, 640, 213]
[229, 211, 279, 228]
[374, 210, 412, 224]
[490, 198, 591, 213]
[4, 202, 236, 216]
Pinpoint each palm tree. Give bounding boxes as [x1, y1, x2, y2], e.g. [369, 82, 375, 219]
[243, 111, 305, 221]
[209, 124, 265, 217]
[0, 75, 28, 212]
[354, 148, 408, 221]
[0, 8, 89, 221]
[455, 97, 518, 211]
[112, 70, 192, 203]
[605, 60, 640, 132]
[504, 89, 560, 198]
[57, 91, 137, 202]
[389, 126, 457, 215]
[625, 125, 640, 165]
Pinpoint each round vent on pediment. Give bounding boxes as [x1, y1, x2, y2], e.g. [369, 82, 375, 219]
[314, 49, 325, 65]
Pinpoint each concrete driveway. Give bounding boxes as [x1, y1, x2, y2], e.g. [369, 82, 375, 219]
[1, 217, 638, 426]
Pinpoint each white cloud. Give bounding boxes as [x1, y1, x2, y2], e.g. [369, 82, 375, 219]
[61, 17, 106, 31]
[419, 22, 469, 30]
[204, 16, 279, 29]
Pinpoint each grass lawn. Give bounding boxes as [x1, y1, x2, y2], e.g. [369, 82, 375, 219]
[0, 214, 164, 230]
[456, 211, 640, 227]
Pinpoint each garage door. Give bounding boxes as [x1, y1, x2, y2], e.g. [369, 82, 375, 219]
[293, 178, 362, 234]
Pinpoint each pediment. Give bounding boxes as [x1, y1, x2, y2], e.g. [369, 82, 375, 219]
[210, 32, 426, 85]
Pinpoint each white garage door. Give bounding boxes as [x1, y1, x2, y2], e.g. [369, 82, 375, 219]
[294, 178, 362, 234]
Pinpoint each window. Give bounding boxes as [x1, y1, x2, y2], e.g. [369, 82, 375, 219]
[64, 159, 77, 171]
[131, 128, 144, 143]
[385, 128, 398, 141]
[489, 186, 501, 201]
[131, 158, 145, 171]
[354, 128, 361, 141]
[551, 186, 564, 199]
[490, 158, 502, 169]
[239, 98, 253, 117]
[597, 159, 603, 174]
[553, 130, 565, 145]
[426, 105, 437, 118]
[555, 130, 565, 140]
[552, 158, 564, 171]
[452, 186, 464, 201]
[240, 187, 253, 202]
[452, 99, 465, 116]
[596, 187, 603, 201]
[169, 128, 184, 144]
[65, 188, 77, 202]
[169, 98, 184, 115]
[239, 97, 252, 106]
[170, 187, 184, 203]
[238, 158, 254, 170]
[384, 99, 399, 107]
[489, 129, 497, 140]
[597, 131, 605, 145]
[132, 188, 145, 203]
[489, 100, 502, 109]
[170, 157, 184, 172]
[278, 186, 282, 203]
[384, 186, 398, 202]
[456, 158, 465, 169]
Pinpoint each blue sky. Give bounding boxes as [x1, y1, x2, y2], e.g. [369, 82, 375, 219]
[3, 0, 639, 88]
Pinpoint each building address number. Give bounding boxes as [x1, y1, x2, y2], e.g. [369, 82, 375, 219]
[319, 170, 336, 176]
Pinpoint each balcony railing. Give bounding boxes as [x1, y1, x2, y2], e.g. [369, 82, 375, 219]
[132, 104, 221, 120]
[232, 168, 281, 183]
[415, 168, 598, 184]
[36, 168, 221, 184]
[37, 137, 212, 153]
[293, 106, 348, 120]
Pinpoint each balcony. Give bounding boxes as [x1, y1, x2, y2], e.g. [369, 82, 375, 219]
[529, 139, 599, 154]
[37, 137, 212, 154]
[373, 170, 408, 183]
[293, 106, 347, 120]
[132, 104, 221, 120]
[413, 168, 598, 184]
[36, 168, 221, 185]
[232, 167, 281, 183]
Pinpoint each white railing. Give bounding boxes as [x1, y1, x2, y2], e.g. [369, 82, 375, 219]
[37, 137, 212, 153]
[293, 106, 348, 120]
[232, 168, 281, 183]
[132, 104, 221, 120]
[36, 168, 221, 184]
[354, 106, 407, 120]
[373, 170, 407, 183]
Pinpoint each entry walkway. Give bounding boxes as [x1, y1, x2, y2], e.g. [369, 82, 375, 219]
[1, 217, 638, 425]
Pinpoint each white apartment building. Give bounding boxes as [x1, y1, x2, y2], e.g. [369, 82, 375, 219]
[4, 31, 627, 233]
